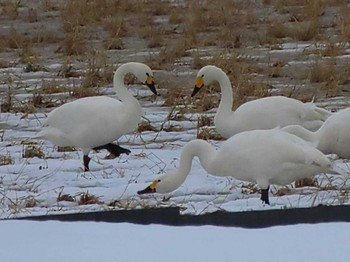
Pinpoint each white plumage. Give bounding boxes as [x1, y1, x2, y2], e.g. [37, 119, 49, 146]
[138, 129, 345, 204]
[34, 62, 157, 171]
[191, 65, 331, 138]
[282, 108, 350, 159]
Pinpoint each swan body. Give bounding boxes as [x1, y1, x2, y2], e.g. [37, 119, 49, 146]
[282, 108, 350, 159]
[192, 65, 331, 138]
[138, 129, 343, 204]
[34, 62, 157, 171]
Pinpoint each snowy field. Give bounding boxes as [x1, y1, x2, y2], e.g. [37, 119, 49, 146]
[1, 2, 350, 261]
[1, 220, 349, 262]
[1, 84, 350, 219]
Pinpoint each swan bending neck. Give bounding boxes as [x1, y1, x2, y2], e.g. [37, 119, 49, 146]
[178, 140, 215, 177]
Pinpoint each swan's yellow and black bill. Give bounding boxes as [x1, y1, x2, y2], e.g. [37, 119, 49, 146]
[191, 76, 204, 97]
[137, 180, 158, 195]
[146, 75, 157, 95]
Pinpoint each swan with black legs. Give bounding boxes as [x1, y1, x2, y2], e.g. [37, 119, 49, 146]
[191, 65, 331, 138]
[34, 62, 157, 171]
[138, 129, 346, 205]
[282, 108, 350, 159]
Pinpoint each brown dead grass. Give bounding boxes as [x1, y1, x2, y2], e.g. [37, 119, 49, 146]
[197, 127, 225, 141]
[294, 178, 317, 188]
[0, 0, 348, 114]
[57, 193, 75, 202]
[40, 80, 68, 94]
[146, 40, 189, 70]
[57, 28, 88, 56]
[137, 120, 158, 133]
[0, 0, 21, 19]
[22, 145, 45, 159]
[0, 154, 14, 165]
[78, 192, 101, 205]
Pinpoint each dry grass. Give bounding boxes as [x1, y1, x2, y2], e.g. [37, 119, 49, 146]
[40, 79, 68, 94]
[0, 28, 26, 51]
[308, 59, 342, 97]
[78, 192, 102, 205]
[22, 145, 45, 159]
[137, 120, 158, 133]
[0, 1, 348, 113]
[0, 154, 14, 165]
[202, 54, 270, 108]
[57, 27, 88, 56]
[57, 146, 76, 152]
[2, 0, 350, 217]
[309, 60, 337, 83]
[146, 40, 189, 70]
[0, 0, 21, 19]
[294, 178, 317, 188]
[68, 50, 113, 98]
[197, 127, 225, 141]
[57, 193, 75, 202]
[267, 19, 321, 41]
[197, 115, 212, 128]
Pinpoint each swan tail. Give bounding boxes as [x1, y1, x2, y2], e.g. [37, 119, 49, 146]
[314, 107, 332, 121]
[304, 102, 331, 121]
[32, 128, 71, 146]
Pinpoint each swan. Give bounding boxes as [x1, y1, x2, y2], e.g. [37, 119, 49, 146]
[138, 129, 345, 205]
[191, 65, 331, 138]
[282, 108, 350, 159]
[34, 62, 157, 171]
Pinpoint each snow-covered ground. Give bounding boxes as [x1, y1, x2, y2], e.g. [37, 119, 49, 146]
[1, 85, 350, 219]
[1, 220, 349, 262]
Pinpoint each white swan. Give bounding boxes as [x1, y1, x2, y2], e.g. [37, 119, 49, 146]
[138, 129, 345, 204]
[34, 62, 157, 171]
[282, 108, 350, 159]
[191, 65, 331, 138]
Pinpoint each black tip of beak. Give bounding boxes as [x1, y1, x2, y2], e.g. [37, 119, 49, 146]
[137, 186, 156, 195]
[146, 82, 158, 96]
[191, 86, 201, 97]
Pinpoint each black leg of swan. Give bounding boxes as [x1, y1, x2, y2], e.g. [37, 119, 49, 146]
[261, 186, 270, 205]
[83, 155, 91, 172]
[93, 143, 131, 157]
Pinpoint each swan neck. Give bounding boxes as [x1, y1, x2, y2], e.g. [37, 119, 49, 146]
[178, 140, 215, 177]
[113, 64, 130, 99]
[217, 71, 234, 116]
[113, 64, 142, 116]
[285, 125, 319, 144]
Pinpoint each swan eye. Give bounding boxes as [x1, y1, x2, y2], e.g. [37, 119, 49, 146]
[201, 74, 204, 77]
[146, 72, 150, 76]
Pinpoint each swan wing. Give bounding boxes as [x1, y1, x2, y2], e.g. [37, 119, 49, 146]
[40, 96, 135, 148]
[215, 130, 331, 186]
[303, 102, 332, 121]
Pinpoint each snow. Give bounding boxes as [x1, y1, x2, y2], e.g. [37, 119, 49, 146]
[1, 86, 350, 219]
[0, 62, 350, 262]
[1, 220, 348, 262]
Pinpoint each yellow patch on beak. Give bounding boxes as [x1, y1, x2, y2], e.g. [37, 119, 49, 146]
[146, 75, 154, 85]
[150, 180, 159, 190]
[195, 76, 204, 88]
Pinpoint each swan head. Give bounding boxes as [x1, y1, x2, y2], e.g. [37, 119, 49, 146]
[192, 65, 222, 97]
[128, 62, 157, 95]
[137, 172, 183, 195]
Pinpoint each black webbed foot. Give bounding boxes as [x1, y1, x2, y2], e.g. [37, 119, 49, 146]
[93, 143, 131, 157]
[260, 186, 270, 205]
[83, 155, 91, 172]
